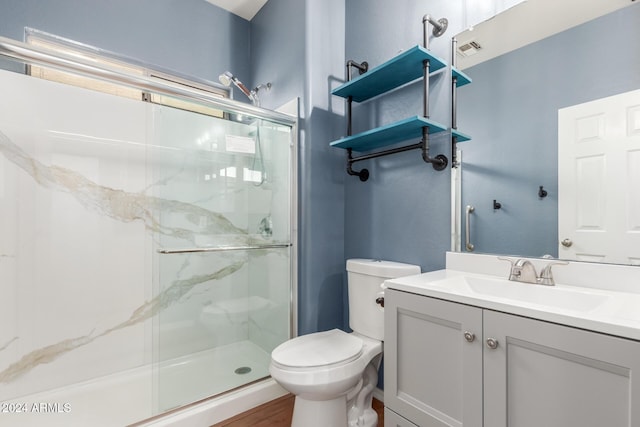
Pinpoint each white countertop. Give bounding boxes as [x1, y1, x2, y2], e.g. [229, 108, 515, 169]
[385, 267, 640, 342]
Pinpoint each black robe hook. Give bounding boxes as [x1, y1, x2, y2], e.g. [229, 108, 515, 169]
[538, 186, 548, 198]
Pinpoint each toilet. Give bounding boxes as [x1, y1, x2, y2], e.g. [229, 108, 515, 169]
[269, 259, 421, 427]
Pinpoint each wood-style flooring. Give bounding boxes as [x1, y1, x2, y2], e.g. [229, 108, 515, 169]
[211, 394, 384, 427]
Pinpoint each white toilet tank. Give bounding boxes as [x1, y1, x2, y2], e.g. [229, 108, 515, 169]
[347, 259, 420, 341]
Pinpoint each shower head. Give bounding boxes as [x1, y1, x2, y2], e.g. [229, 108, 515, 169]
[219, 71, 253, 100]
[218, 70, 271, 106]
[218, 71, 234, 87]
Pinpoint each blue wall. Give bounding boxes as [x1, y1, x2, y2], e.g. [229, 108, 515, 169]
[253, 0, 349, 335]
[343, 0, 467, 274]
[458, 4, 640, 258]
[0, 0, 251, 86]
[250, 0, 304, 111]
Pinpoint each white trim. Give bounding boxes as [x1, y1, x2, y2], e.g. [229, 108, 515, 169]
[139, 379, 287, 427]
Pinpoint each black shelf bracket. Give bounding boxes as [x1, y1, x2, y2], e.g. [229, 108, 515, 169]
[347, 143, 427, 182]
[421, 127, 448, 170]
[419, 57, 448, 171]
[346, 60, 369, 80]
[346, 148, 369, 182]
[345, 60, 368, 138]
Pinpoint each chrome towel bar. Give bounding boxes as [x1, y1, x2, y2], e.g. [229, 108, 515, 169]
[157, 243, 291, 254]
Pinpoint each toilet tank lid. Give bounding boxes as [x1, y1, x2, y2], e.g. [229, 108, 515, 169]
[347, 259, 421, 278]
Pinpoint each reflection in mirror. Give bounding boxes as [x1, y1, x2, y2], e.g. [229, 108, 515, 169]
[455, 0, 640, 265]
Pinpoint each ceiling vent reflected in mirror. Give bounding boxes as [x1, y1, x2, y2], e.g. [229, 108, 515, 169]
[458, 40, 483, 57]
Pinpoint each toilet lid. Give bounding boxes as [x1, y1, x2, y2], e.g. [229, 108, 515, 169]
[272, 329, 363, 368]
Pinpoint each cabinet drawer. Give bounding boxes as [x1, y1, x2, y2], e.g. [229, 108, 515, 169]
[385, 407, 419, 427]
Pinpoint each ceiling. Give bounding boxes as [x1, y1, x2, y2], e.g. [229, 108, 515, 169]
[205, 0, 269, 20]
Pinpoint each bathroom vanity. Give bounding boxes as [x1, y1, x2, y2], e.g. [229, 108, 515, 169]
[383, 252, 640, 427]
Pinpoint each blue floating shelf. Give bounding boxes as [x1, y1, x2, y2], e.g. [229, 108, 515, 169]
[452, 67, 472, 87]
[452, 129, 471, 142]
[330, 115, 447, 152]
[332, 45, 447, 102]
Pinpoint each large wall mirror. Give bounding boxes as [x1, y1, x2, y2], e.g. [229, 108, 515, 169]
[455, 0, 640, 265]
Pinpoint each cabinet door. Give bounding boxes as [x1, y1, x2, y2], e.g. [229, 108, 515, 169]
[385, 289, 483, 427]
[484, 310, 640, 427]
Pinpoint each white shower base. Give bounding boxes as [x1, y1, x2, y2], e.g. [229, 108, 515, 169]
[1, 341, 284, 427]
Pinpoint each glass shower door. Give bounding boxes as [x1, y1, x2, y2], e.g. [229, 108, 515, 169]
[147, 101, 293, 412]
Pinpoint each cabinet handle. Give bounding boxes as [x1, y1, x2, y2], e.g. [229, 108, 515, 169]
[486, 338, 499, 349]
[463, 331, 475, 342]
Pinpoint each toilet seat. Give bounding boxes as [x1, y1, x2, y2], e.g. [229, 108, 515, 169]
[271, 329, 363, 369]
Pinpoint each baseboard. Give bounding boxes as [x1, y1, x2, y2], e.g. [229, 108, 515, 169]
[373, 387, 384, 404]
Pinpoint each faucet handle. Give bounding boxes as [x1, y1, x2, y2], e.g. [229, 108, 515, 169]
[539, 261, 569, 286]
[498, 257, 539, 283]
[498, 257, 519, 280]
[497, 256, 516, 267]
[498, 257, 518, 281]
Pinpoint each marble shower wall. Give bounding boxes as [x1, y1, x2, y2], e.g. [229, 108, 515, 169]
[0, 70, 292, 400]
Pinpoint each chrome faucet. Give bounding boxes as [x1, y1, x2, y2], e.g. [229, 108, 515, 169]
[499, 257, 567, 286]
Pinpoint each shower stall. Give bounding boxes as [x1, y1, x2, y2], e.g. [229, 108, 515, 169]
[0, 36, 296, 426]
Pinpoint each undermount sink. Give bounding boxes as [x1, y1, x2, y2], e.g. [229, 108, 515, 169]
[430, 274, 609, 313]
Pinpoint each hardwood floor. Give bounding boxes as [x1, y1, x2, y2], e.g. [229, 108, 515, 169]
[211, 394, 384, 427]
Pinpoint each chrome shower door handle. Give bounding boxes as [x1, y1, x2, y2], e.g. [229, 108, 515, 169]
[465, 205, 475, 251]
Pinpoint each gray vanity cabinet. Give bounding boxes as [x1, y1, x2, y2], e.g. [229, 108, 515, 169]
[384, 288, 640, 427]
